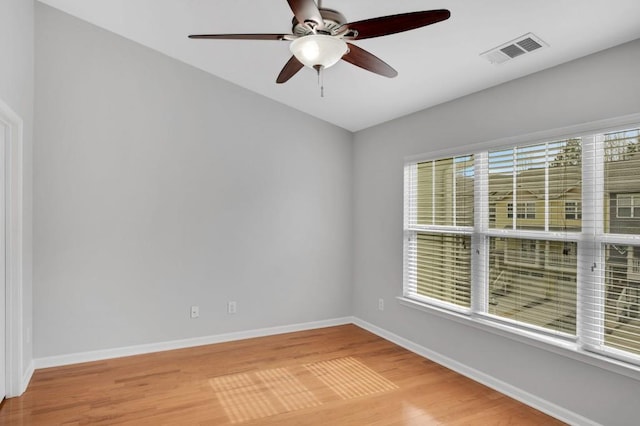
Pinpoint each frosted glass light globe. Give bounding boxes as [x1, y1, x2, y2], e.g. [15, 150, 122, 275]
[290, 35, 348, 69]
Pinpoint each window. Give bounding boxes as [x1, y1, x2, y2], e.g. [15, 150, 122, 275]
[565, 202, 582, 220]
[602, 244, 640, 354]
[414, 233, 471, 307]
[404, 156, 473, 310]
[404, 125, 640, 368]
[507, 202, 536, 219]
[487, 139, 580, 334]
[488, 206, 496, 226]
[615, 194, 640, 218]
[584, 127, 640, 360]
[489, 237, 577, 334]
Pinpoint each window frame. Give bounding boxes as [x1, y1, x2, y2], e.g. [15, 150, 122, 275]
[402, 114, 640, 378]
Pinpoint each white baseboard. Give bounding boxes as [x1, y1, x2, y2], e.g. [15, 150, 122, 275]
[34, 317, 354, 369]
[20, 361, 34, 396]
[352, 318, 598, 426]
[7, 361, 34, 398]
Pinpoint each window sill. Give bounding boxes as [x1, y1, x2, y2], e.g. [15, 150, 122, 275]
[397, 296, 640, 382]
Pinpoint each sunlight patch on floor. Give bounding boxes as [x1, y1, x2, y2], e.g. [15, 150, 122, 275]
[211, 367, 321, 424]
[210, 372, 280, 424]
[210, 357, 398, 423]
[255, 367, 321, 411]
[304, 357, 398, 400]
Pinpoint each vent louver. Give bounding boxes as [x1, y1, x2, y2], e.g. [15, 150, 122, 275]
[481, 33, 547, 64]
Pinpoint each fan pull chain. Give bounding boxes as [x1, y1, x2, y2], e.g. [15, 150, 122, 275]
[314, 65, 324, 98]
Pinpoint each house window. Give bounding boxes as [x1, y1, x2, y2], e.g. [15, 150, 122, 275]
[583, 127, 640, 360]
[565, 201, 582, 220]
[616, 194, 640, 218]
[603, 244, 640, 354]
[489, 140, 580, 231]
[404, 126, 640, 369]
[487, 139, 580, 332]
[507, 202, 536, 219]
[489, 237, 577, 334]
[489, 206, 496, 226]
[414, 233, 471, 307]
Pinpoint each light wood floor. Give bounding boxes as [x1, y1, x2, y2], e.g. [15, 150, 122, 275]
[0, 325, 565, 425]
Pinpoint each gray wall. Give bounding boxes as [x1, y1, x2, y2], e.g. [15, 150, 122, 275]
[34, 4, 353, 357]
[353, 38, 640, 425]
[0, 0, 34, 377]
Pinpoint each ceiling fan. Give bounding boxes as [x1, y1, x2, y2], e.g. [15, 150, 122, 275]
[188, 0, 451, 85]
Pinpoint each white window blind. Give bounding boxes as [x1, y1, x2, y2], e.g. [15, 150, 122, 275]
[488, 237, 577, 334]
[486, 139, 580, 335]
[415, 157, 474, 227]
[413, 232, 471, 307]
[404, 124, 640, 368]
[404, 156, 474, 310]
[488, 139, 582, 232]
[583, 128, 640, 360]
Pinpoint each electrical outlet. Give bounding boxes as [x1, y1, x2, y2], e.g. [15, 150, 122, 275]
[378, 298, 384, 311]
[228, 301, 237, 314]
[190, 305, 199, 319]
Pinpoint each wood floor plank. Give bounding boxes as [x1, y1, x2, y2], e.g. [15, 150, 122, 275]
[0, 325, 565, 425]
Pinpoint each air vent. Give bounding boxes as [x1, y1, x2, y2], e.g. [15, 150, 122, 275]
[481, 33, 548, 64]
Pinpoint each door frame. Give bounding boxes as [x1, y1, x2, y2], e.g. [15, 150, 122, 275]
[0, 98, 25, 397]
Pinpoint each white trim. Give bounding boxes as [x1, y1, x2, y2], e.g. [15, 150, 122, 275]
[34, 317, 354, 369]
[397, 296, 640, 381]
[0, 98, 24, 398]
[473, 151, 489, 313]
[486, 227, 581, 239]
[20, 361, 34, 395]
[352, 317, 600, 426]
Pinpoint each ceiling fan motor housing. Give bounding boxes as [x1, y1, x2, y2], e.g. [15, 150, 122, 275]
[292, 9, 347, 36]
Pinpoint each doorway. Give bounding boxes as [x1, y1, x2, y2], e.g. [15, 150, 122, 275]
[0, 98, 24, 399]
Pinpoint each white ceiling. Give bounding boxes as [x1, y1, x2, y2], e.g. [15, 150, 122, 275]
[37, 0, 640, 132]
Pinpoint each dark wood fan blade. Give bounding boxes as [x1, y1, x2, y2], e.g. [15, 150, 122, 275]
[287, 0, 324, 30]
[343, 9, 450, 40]
[189, 34, 289, 41]
[276, 56, 304, 84]
[342, 43, 397, 78]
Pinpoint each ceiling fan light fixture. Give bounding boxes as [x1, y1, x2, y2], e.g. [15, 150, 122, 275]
[289, 35, 348, 69]
[189, 4, 451, 84]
